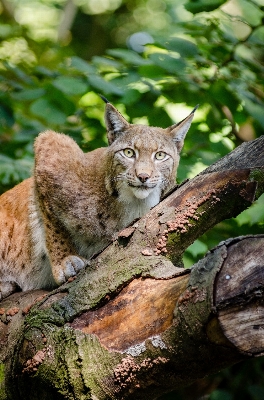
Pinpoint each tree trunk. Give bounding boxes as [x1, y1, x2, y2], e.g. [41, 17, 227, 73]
[0, 135, 264, 400]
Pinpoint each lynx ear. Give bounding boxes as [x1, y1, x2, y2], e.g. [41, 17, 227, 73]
[103, 99, 130, 145]
[167, 105, 199, 152]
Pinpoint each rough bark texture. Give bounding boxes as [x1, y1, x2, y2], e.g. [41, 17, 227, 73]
[0, 135, 264, 400]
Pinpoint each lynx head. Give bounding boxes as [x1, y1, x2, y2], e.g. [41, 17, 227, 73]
[103, 98, 197, 208]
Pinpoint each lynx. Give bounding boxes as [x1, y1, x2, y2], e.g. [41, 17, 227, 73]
[0, 100, 197, 300]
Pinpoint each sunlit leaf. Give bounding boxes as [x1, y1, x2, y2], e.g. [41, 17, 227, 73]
[149, 53, 186, 74]
[225, 0, 264, 27]
[236, 194, 264, 226]
[107, 49, 151, 66]
[92, 56, 122, 70]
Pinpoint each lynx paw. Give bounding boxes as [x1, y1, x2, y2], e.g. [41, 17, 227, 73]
[54, 255, 88, 285]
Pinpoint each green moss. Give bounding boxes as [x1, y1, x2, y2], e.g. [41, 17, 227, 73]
[0, 364, 4, 384]
[250, 169, 264, 199]
[0, 363, 6, 400]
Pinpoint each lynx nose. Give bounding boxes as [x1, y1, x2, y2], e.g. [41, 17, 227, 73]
[137, 173, 150, 183]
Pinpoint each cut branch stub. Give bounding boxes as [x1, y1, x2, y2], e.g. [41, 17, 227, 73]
[214, 235, 264, 356]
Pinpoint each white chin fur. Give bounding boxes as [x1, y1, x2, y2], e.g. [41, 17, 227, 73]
[117, 184, 161, 226]
[131, 187, 153, 199]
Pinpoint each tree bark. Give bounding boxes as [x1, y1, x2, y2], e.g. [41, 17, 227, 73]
[0, 135, 264, 400]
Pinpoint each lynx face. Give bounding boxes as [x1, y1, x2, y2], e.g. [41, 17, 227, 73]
[110, 127, 179, 202]
[104, 101, 198, 209]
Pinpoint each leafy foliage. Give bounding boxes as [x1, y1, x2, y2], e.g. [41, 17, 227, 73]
[0, 0, 264, 398]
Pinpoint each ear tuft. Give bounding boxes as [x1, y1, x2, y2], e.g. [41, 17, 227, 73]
[167, 105, 198, 152]
[99, 94, 110, 104]
[104, 103, 130, 145]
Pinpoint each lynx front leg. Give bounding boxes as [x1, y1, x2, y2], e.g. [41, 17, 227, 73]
[45, 220, 88, 285]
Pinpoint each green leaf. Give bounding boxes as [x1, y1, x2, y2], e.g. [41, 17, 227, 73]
[147, 107, 172, 128]
[11, 88, 46, 101]
[69, 56, 96, 74]
[0, 155, 33, 186]
[149, 53, 186, 74]
[88, 75, 123, 95]
[34, 66, 57, 78]
[208, 81, 239, 113]
[164, 37, 198, 57]
[0, 103, 14, 129]
[138, 64, 165, 78]
[4, 63, 33, 84]
[236, 194, 264, 226]
[244, 98, 264, 127]
[45, 84, 76, 115]
[92, 56, 122, 69]
[185, 0, 226, 14]
[186, 239, 208, 258]
[53, 76, 88, 96]
[30, 98, 67, 125]
[107, 49, 150, 66]
[230, 0, 264, 26]
[248, 26, 264, 45]
[121, 89, 141, 105]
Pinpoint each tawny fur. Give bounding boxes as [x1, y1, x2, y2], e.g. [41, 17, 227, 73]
[0, 102, 196, 299]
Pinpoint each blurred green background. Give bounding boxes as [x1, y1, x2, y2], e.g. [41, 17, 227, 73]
[0, 0, 264, 398]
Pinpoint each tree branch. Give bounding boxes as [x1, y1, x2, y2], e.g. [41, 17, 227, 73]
[1, 135, 264, 399]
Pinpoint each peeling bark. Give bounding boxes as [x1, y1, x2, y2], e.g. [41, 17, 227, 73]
[0, 136, 264, 399]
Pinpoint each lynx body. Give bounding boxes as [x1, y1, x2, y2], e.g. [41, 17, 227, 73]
[0, 101, 196, 299]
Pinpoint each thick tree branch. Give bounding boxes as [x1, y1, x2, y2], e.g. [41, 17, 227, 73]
[1, 136, 264, 399]
[2, 235, 264, 399]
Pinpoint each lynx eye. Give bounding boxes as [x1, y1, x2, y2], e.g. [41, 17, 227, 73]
[155, 151, 167, 160]
[123, 148, 135, 158]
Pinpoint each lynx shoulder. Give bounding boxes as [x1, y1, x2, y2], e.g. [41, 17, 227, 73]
[0, 101, 197, 299]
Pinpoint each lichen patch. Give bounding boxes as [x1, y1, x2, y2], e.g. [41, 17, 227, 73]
[114, 355, 169, 391]
[155, 191, 220, 255]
